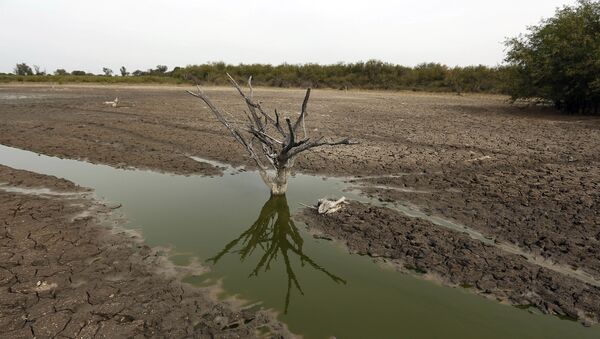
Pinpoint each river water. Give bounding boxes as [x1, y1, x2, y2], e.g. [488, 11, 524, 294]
[1, 144, 598, 339]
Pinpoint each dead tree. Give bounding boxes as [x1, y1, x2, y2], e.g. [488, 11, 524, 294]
[187, 74, 356, 195]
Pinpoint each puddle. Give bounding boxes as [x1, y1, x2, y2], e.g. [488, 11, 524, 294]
[0, 93, 39, 100]
[1, 144, 599, 339]
[0, 183, 86, 198]
[0, 92, 66, 100]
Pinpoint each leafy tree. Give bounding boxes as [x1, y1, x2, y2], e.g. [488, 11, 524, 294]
[14, 63, 33, 76]
[412, 63, 447, 89]
[154, 65, 168, 74]
[71, 70, 86, 76]
[446, 67, 465, 95]
[119, 66, 129, 76]
[54, 69, 67, 75]
[505, 0, 600, 114]
[102, 67, 113, 76]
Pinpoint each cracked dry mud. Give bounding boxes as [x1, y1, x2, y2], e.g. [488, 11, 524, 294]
[356, 162, 600, 278]
[1, 84, 599, 330]
[0, 165, 291, 338]
[298, 202, 600, 326]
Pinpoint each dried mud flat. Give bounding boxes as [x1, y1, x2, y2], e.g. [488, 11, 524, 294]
[0, 165, 291, 338]
[1, 84, 600, 328]
[298, 202, 600, 325]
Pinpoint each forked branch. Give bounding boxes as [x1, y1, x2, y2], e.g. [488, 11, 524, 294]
[188, 73, 357, 194]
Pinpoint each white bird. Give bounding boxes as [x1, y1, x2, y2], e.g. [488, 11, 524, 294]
[103, 97, 119, 107]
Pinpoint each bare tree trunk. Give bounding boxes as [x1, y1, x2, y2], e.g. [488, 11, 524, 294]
[270, 167, 291, 195]
[257, 165, 291, 195]
[187, 74, 356, 194]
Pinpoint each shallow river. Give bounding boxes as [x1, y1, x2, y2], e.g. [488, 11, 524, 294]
[1, 144, 598, 339]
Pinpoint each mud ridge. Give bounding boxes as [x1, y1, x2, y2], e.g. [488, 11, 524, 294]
[298, 201, 600, 326]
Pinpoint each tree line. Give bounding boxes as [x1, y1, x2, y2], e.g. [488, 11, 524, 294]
[175, 62, 508, 94]
[5, 61, 509, 94]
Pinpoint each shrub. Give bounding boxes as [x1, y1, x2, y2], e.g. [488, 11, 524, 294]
[4, 61, 509, 94]
[505, 0, 600, 114]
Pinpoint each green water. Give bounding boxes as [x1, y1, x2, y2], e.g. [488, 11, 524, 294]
[0, 144, 598, 339]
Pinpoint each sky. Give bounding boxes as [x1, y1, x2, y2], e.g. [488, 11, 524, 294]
[0, 0, 577, 74]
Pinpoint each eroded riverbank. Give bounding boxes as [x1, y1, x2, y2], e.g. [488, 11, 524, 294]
[299, 201, 600, 326]
[0, 164, 290, 338]
[1, 85, 599, 338]
[1, 144, 600, 338]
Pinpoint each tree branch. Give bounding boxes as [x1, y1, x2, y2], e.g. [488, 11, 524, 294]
[286, 137, 357, 159]
[283, 118, 296, 154]
[187, 87, 268, 171]
[187, 75, 357, 194]
[228, 73, 283, 131]
[293, 88, 311, 138]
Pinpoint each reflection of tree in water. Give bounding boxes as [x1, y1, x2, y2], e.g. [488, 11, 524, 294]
[208, 195, 346, 313]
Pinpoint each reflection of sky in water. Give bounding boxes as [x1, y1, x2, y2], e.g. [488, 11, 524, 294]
[1, 144, 598, 339]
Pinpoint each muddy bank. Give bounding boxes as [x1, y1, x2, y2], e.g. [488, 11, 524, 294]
[1, 84, 600, 327]
[356, 161, 600, 278]
[1, 85, 599, 179]
[0, 164, 291, 338]
[2, 84, 578, 177]
[298, 201, 600, 326]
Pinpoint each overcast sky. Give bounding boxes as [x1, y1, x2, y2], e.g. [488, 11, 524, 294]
[0, 0, 576, 74]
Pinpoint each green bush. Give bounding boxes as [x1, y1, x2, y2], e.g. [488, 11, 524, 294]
[172, 61, 506, 93]
[505, 0, 600, 114]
